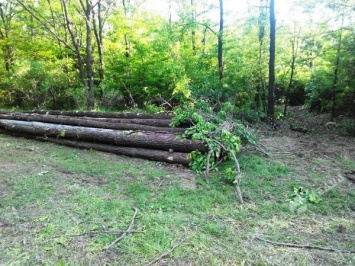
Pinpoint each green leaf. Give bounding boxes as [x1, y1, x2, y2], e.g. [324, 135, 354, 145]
[307, 189, 321, 204]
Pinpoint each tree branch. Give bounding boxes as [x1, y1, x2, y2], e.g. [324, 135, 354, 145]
[255, 236, 355, 253]
[53, 230, 144, 238]
[16, 0, 75, 53]
[212, 138, 244, 204]
[144, 237, 187, 266]
[104, 207, 139, 250]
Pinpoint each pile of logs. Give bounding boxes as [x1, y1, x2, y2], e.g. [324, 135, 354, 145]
[0, 110, 208, 166]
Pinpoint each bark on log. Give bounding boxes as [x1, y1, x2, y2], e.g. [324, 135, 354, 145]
[78, 117, 173, 127]
[0, 113, 184, 133]
[0, 112, 173, 127]
[22, 110, 172, 120]
[0, 129, 190, 165]
[0, 120, 208, 153]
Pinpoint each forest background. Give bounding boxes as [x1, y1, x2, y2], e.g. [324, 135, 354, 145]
[0, 0, 354, 120]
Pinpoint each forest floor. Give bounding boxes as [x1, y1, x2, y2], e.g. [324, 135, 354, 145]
[0, 107, 354, 265]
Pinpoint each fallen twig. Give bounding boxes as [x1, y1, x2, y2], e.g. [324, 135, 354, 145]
[104, 207, 139, 250]
[53, 230, 144, 238]
[212, 139, 244, 204]
[255, 236, 355, 253]
[204, 150, 213, 184]
[144, 237, 187, 266]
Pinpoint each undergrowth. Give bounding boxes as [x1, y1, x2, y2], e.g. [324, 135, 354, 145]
[170, 100, 258, 202]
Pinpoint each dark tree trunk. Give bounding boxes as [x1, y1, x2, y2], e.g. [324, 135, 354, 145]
[80, 0, 95, 109]
[284, 27, 301, 117]
[49, 138, 191, 165]
[0, 129, 191, 166]
[60, 0, 86, 88]
[93, 1, 104, 83]
[0, 3, 16, 72]
[62, 117, 174, 127]
[331, 16, 344, 119]
[0, 113, 184, 133]
[191, 0, 196, 53]
[218, 0, 224, 81]
[268, 0, 276, 124]
[122, 0, 131, 58]
[256, 0, 267, 111]
[0, 120, 208, 153]
[22, 110, 172, 119]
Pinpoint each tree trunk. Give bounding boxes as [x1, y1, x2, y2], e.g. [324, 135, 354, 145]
[0, 3, 17, 71]
[73, 117, 174, 127]
[23, 110, 172, 120]
[0, 129, 190, 165]
[0, 113, 184, 133]
[60, 0, 86, 88]
[218, 0, 224, 81]
[93, 1, 104, 83]
[81, 0, 95, 109]
[331, 16, 344, 119]
[191, 0, 196, 53]
[0, 120, 208, 153]
[256, 0, 267, 111]
[284, 27, 301, 117]
[268, 0, 276, 124]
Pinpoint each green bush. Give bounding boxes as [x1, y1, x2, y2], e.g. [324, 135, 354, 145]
[338, 118, 355, 136]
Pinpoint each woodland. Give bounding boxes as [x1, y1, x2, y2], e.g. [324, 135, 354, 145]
[0, 0, 353, 119]
[0, 1, 355, 264]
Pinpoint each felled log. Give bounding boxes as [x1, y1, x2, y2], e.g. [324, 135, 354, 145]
[22, 110, 172, 120]
[0, 120, 208, 153]
[0, 112, 173, 127]
[0, 113, 184, 133]
[0, 129, 190, 165]
[80, 117, 173, 127]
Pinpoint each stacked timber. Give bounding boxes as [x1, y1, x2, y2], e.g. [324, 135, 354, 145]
[0, 111, 207, 166]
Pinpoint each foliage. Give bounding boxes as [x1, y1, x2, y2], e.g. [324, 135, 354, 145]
[189, 151, 211, 172]
[287, 186, 322, 212]
[171, 100, 255, 181]
[0, 0, 353, 118]
[338, 118, 355, 136]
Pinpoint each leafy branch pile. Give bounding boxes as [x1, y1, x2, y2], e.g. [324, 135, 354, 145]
[287, 186, 321, 213]
[171, 101, 257, 203]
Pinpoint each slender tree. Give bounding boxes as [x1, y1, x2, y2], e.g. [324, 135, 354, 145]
[331, 15, 344, 119]
[190, 0, 196, 53]
[256, 0, 267, 111]
[80, 0, 95, 109]
[283, 26, 301, 117]
[218, 0, 224, 81]
[268, 0, 275, 123]
[93, 0, 104, 83]
[0, 1, 16, 72]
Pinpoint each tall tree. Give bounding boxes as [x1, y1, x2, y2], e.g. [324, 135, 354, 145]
[80, 0, 95, 109]
[331, 15, 344, 119]
[268, 0, 275, 123]
[190, 0, 196, 53]
[218, 0, 223, 81]
[283, 26, 301, 117]
[256, 0, 267, 111]
[0, 1, 17, 72]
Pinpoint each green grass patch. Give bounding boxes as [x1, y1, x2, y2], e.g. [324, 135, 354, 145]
[1, 134, 354, 265]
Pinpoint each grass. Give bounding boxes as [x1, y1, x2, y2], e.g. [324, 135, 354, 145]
[0, 134, 354, 265]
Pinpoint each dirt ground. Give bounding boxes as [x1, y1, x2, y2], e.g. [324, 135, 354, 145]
[256, 106, 355, 185]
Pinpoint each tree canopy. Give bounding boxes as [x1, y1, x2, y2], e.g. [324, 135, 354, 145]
[0, 0, 353, 117]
